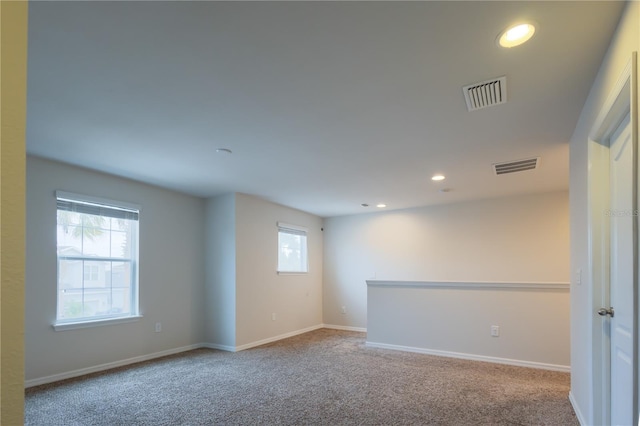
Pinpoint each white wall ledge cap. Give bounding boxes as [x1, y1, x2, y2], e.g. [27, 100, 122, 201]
[366, 280, 569, 290]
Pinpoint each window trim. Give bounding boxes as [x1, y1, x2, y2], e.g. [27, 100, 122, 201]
[54, 191, 140, 328]
[277, 222, 309, 274]
[53, 315, 143, 331]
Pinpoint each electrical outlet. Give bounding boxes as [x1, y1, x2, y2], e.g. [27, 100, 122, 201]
[272, 313, 276, 321]
[341, 306, 347, 314]
[575, 268, 582, 285]
[155, 322, 162, 333]
[491, 325, 499, 337]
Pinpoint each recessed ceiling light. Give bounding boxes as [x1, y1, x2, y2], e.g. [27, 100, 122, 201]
[431, 175, 445, 181]
[376, 203, 387, 208]
[497, 22, 536, 48]
[216, 148, 232, 154]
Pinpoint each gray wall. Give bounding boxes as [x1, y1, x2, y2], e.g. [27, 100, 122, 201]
[204, 193, 236, 349]
[367, 282, 570, 369]
[568, 2, 640, 424]
[323, 191, 570, 329]
[235, 193, 323, 348]
[25, 156, 206, 382]
[25, 157, 325, 383]
[25, 155, 572, 384]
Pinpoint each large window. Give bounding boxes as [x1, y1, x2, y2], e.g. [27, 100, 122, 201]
[277, 222, 308, 273]
[56, 191, 139, 326]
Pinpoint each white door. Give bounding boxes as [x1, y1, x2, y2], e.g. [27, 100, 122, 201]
[608, 112, 636, 426]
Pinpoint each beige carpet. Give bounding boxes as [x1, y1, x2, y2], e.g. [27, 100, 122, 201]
[25, 329, 577, 425]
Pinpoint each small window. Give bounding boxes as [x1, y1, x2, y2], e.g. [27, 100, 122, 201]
[56, 191, 139, 326]
[277, 222, 308, 273]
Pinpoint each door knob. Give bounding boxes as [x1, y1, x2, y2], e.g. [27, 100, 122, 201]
[597, 307, 615, 317]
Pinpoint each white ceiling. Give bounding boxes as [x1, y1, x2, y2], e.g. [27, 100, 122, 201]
[26, 1, 625, 217]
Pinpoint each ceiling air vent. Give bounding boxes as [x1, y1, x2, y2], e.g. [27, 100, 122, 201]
[463, 76, 507, 112]
[493, 157, 539, 175]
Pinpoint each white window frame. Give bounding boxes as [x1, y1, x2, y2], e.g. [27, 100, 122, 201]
[54, 191, 141, 331]
[277, 222, 308, 274]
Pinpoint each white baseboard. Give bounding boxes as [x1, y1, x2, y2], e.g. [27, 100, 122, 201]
[25, 344, 202, 388]
[201, 342, 236, 352]
[323, 324, 367, 333]
[39, 327, 559, 388]
[568, 391, 586, 426]
[365, 341, 571, 373]
[25, 325, 334, 387]
[234, 324, 325, 352]
[195, 325, 365, 352]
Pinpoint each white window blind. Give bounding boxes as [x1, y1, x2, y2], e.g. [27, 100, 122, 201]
[56, 191, 139, 220]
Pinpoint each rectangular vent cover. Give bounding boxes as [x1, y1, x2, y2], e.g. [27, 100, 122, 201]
[493, 157, 539, 175]
[463, 76, 507, 111]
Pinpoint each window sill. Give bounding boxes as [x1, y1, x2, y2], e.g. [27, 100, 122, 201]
[53, 315, 143, 331]
[277, 271, 308, 275]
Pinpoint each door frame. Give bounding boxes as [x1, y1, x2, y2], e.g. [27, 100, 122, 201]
[587, 52, 638, 425]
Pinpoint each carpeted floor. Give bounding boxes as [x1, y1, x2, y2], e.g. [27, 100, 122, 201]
[25, 329, 577, 425]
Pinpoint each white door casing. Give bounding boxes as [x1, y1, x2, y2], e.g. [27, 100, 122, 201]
[587, 52, 638, 426]
[608, 112, 635, 426]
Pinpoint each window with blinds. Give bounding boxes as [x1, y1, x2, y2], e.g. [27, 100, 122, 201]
[55, 191, 139, 325]
[277, 222, 308, 274]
